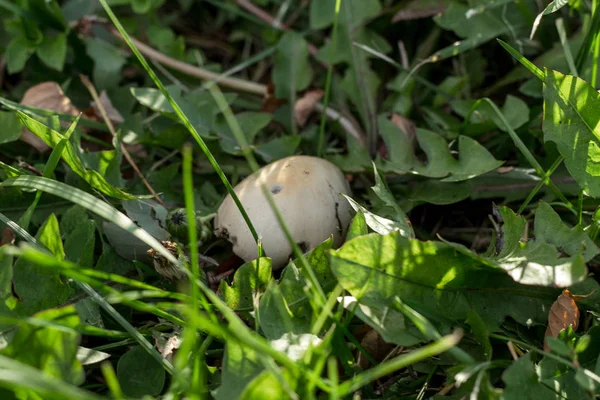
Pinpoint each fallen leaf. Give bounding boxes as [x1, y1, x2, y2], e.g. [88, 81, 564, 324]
[152, 330, 182, 362]
[1, 228, 15, 246]
[261, 82, 286, 113]
[20, 82, 81, 152]
[544, 290, 580, 352]
[294, 89, 324, 126]
[392, 1, 449, 22]
[390, 113, 417, 143]
[357, 328, 396, 369]
[91, 90, 124, 124]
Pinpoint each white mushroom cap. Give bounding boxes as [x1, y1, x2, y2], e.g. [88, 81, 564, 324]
[214, 155, 353, 269]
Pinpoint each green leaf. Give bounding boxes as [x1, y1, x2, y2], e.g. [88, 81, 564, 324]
[63, 220, 96, 269]
[28, 0, 67, 31]
[432, 2, 527, 62]
[258, 239, 333, 340]
[0, 306, 84, 385]
[215, 341, 262, 400]
[542, 69, 600, 197]
[408, 180, 472, 205]
[502, 354, 559, 399]
[86, 37, 127, 90]
[36, 33, 67, 71]
[343, 195, 413, 238]
[378, 118, 503, 180]
[345, 210, 368, 241]
[254, 136, 301, 163]
[530, 0, 570, 39]
[0, 112, 22, 145]
[272, 32, 312, 99]
[10, 214, 74, 317]
[15, 112, 138, 200]
[339, 296, 423, 346]
[0, 176, 179, 266]
[219, 257, 272, 312]
[330, 232, 558, 331]
[117, 346, 165, 398]
[6, 36, 36, 74]
[371, 163, 412, 230]
[215, 112, 272, 155]
[466, 310, 492, 361]
[446, 203, 592, 288]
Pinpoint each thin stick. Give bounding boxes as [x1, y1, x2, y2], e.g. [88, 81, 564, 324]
[83, 18, 365, 145]
[80, 75, 166, 208]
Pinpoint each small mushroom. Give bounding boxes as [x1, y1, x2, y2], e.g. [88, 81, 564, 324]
[214, 155, 353, 269]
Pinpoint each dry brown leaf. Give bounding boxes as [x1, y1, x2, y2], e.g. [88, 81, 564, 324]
[357, 328, 395, 369]
[294, 89, 324, 126]
[91, 90, 124, 124]
[392, 1, 448, 23]
[20, 82, 81, 152]
[390, 113, 417, 142]
[1, 228, 15, 247]
[544, 290, 580, 352]
[261, 82, 286, 113]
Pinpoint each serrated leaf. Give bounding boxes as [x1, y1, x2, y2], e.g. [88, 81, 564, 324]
[330, 232, 559, 331]
[543, 69, 600, 197]
[343, 195, 413, 238]
[219, 257, 272, 312]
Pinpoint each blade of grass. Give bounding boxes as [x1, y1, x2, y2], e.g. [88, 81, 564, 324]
[336, 330, 464, 397]
[3, 242, 175, 374]
[101, 362, 125, 400]
[463, 98, 574, 211]
[317, 0, 342, 157]
[18, 115, 81, 230]
[575, 2, 600, 74]
[517, 156, 564, 214]
[555, 18, 578, 77]
[98, 0, 261, 246]
[0, 355, 104, 400]
[497, 39, 544, 80]
[327, 357, 339, 400]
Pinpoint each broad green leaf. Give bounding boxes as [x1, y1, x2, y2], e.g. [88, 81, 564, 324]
[215, 340, 262, 400]
[86, 37, 126, 89]
[0, 306, 84, 385]
[259, 239, 333, 340]
[371, 163, 412, 230]
[117, 346, 165, 397]
[6, 36, 36, 74]
[466, 310, 492, 361]
[11, 214, 75, 317]
[345, 210, 368, 241]
[432, 1, 527, 62]
[502, 354, 560, 399]
[15, 112, 137, 199]
[215, 112, 272, 155]
[408, 180, 472, 205]
[338, 296, 423, 346]
[543, 69, 600, 197]
[446, 203, 592, 288]
[219, 257, 272, 312]
[63, 220, 96, 269]
[36, 33, 67, 71]
[310, 0, 380, 30]
[122, 200, 169, 241]
[0, 112, 21, 145]
[330, 232, 558, 331]
[344, 195, 413, 238]
[0, 176, 179, 266]
[254, 136, 301, 163]
[377, 117, 503, 180]
[29, 0, 67, 31]
[240, 370, 290, 400]
[272, 32, 312, 99]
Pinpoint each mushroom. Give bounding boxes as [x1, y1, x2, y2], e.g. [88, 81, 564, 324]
[214, 155, 353, 269]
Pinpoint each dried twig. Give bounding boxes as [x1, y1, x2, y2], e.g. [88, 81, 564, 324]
[80, 75, 166, 208]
